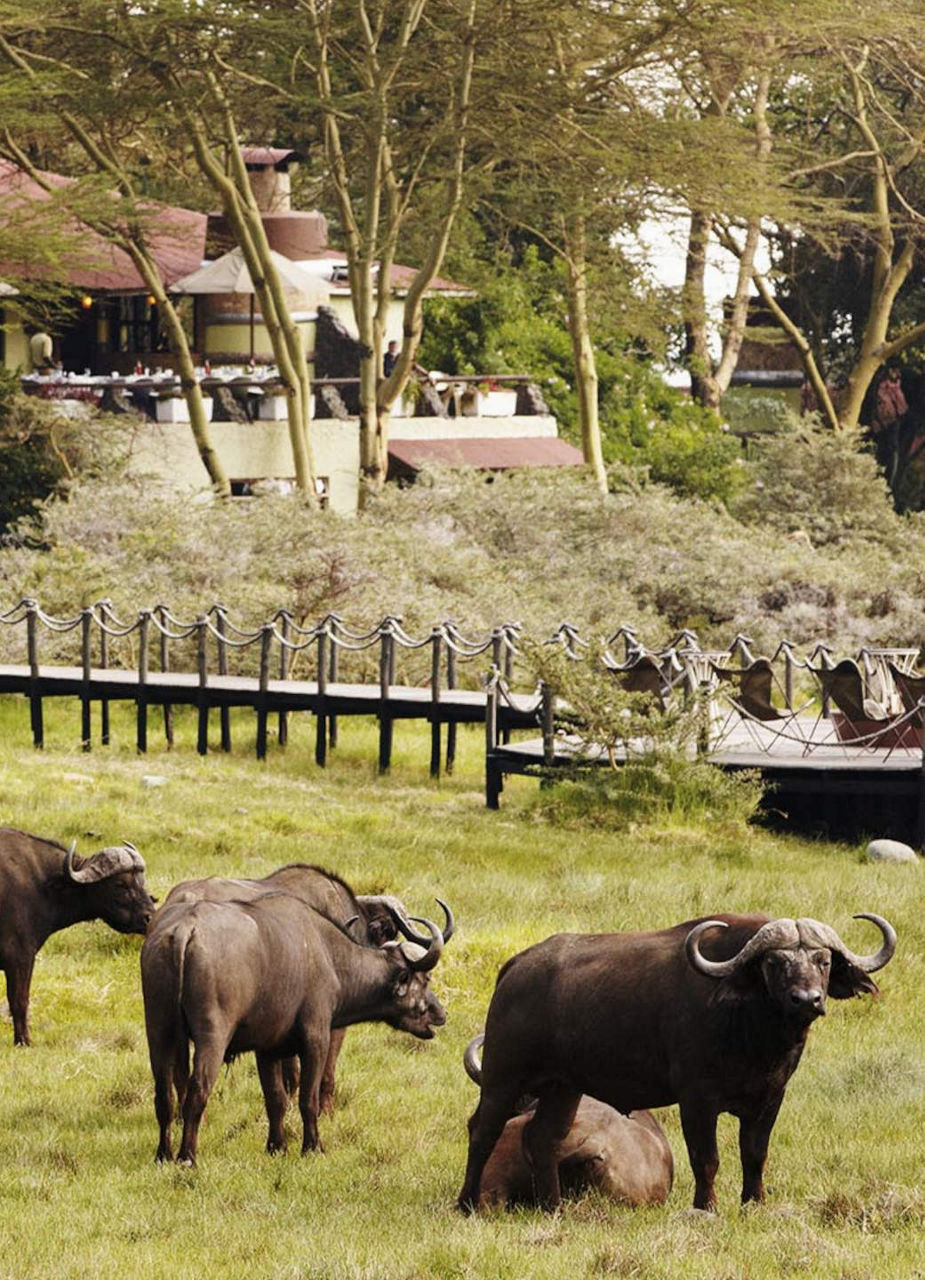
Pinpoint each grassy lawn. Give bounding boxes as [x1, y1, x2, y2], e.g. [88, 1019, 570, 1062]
[0, 694, 921, 1280]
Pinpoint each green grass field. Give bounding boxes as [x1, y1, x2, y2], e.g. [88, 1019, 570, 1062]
[0, 694, 921, 1280]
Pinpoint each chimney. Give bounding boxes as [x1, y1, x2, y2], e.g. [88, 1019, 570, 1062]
[241, 146, 299, 213]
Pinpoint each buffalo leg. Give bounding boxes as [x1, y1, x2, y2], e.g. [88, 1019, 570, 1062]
[5, 954, 36, 1046]
[177, 1036, 225, 1166]
[320, 1028, 346, 1115]
[738, 1097, 783, 1204]
[257, 1054, 289, 1155]
[522, 1087, 581, 1210]
[680, 1101, 720, 1211]
[457, 1083, 522, 1212]
[296, 1032, 329, 1154]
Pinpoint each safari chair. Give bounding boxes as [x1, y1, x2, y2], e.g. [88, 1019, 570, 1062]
[886, 661, 925, 726]
[709, 657, 812, 752]
[611, 653, 670, 711]
[808, 658, 919, 758]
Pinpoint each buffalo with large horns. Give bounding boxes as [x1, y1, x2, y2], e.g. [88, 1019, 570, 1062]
[141, 893, 447, 1165]
[463, 1034, 673, 1209]
[160, 863, 452, 1112]
[458, 912, 896, 1213]
[0, 826, 156, 1045]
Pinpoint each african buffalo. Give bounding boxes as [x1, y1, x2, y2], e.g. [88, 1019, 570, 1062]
[160, 863, 453, 1111]
[458, 912, 895, 1213]
[141, 894, 447, 1165]
[463, 1034, 673, 1209]
[0, 827, 155, 1046]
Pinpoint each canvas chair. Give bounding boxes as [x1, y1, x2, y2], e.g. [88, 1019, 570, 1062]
[808, 658, 918, 757]
[886, 661, 925, 725]
[710, 657, 811, 752]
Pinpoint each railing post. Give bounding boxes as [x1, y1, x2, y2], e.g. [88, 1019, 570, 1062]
[196, 616, 209, 756]
[278, 609, 292, 747]
[315, 626, 328, 768]
[485, 668, 501, 808]
[156, 604, 174, 748]
[445, 634, 457, 775]
[26, 600, 43, 749]
[541, 681, 555, 778]
[98, 599, 111, 745]
[917, 702, 925, 851]
[81, 607, 92, 751]
[256, 624, 272, 760]
[378, 623, 394, 774]
[430, 627, 442, 779]
[328, 620, 340, 750]
[137, 609, 150, 754]
[214, 606, 231, 752]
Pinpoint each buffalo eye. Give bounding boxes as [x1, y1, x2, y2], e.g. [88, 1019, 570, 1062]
[813, 951, 831, 970]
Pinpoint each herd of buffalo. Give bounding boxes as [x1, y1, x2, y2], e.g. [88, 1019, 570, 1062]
[0, 824, 897, 1213]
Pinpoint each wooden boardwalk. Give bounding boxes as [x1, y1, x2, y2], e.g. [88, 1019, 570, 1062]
[0, 661, 540, 775]
[486, 716, 925, 846]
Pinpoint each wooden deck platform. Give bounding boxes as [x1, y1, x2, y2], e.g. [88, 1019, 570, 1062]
[485, 715, 925, 846]
[0, 662, 541, 774]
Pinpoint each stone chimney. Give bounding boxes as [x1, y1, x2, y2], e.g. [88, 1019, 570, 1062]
[241, 146, 298, 213]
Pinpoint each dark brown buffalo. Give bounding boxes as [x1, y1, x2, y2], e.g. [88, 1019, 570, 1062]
[458, 912, 895, 1213]
[463, 1034, 673, 1209]
[141, 894, 447, 1165]
[0, 827, 155, 1046]
[161, 863, 453, 1111]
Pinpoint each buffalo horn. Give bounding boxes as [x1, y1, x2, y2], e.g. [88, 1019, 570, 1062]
[685, 918, 801, 980]
[399, 917, 444, 972]
[796, 913, 897, 972]
[463, 1033, 485, 1086]
[409, 899, 454, 945]
[66, 839, 146, 884]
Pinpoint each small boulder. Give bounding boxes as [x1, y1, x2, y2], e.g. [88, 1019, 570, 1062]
[865, 838, 919, 864]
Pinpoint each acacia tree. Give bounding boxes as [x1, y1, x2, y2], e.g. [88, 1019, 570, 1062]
[0, 8, 232, 496]
[288, 0, 481, 500]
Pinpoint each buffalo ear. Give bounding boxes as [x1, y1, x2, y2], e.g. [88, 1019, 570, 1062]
[828, 953, 879, 999]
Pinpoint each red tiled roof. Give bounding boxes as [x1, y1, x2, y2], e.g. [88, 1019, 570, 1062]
[0, 160, 206, 292]
[388, 436, 585, 471]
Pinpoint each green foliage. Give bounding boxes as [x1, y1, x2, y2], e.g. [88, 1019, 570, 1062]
[730, 419, 900, 548]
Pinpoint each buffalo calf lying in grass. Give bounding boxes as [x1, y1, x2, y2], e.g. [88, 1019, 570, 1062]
[141, 893, 447, 1165]
[463, 1034, 673, 1209]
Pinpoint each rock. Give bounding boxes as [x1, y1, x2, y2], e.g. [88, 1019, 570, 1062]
[865, 838, 919, 864]
[141, 775, 169, 789]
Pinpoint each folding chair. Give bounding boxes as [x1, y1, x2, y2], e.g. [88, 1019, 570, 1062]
[710, 656, 812, 752]
[886, 661, 925, 724]
[809, 658, 919, 757]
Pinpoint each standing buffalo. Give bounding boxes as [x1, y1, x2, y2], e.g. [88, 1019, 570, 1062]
[141, 894, 447, 1165]
[463, 1034, 673, 1209]
[160, 863, 453, 1111]
[459, 912, 895, 1213]
[0, 826, 155, 1046]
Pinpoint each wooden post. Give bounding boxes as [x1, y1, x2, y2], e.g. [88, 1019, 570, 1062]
[430, 627, 442, 779]
[485, 670, 501, 808]
[328, 626, 339, 750]
[196, 617, 209, 756]
[81, 607, 92, 751]
[378, 625, 394, 774]
[156, 604, 174, 748]
[215, 607, 231, 752]
[26, 601, 43, 750]
[917, 706, 925, 851]
[137, 609, 150, 754]
[315, 627, 328, 767]
[278, 610, 292, 746]
[541, 680, 555, 768]
[445, 639, 457, 775]
[256, 624, 272, 760]
[98, 600, 110, 746]
[697, 679, 711, 756]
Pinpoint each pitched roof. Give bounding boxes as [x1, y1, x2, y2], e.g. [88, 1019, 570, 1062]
[0, 160, 206, 292]
[388, 436, 585, 472]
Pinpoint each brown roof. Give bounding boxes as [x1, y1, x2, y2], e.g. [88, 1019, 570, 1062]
[388, 436, 585, 472]
[0, 160, 206, 292]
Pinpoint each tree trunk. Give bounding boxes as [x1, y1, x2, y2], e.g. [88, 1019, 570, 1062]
[564, 214, 607, 495]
